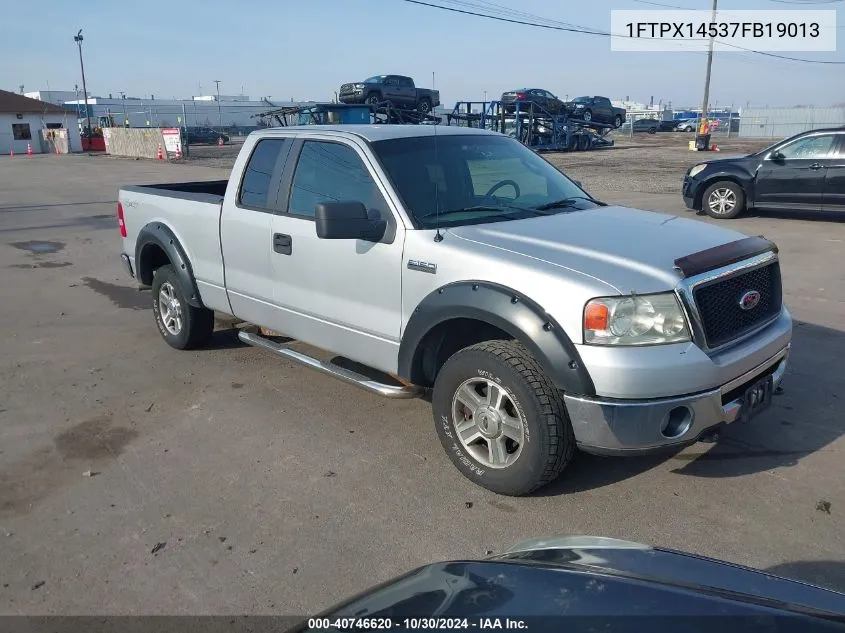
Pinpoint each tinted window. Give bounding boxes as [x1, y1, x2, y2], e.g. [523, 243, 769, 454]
[372, 134, 591, 229]
[399, 77, 414, 87]
[778, 134, 836, 159]
[239, 139, 290, 210]
[288, 141, 386, 218]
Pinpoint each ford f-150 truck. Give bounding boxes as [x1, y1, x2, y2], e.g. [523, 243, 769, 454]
[338, 75, 440, 113]
[118, 125, 792, 496]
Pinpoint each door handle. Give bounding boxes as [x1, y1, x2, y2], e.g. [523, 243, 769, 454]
[809, 162, 823, 171]
[273, 233, 292, 256]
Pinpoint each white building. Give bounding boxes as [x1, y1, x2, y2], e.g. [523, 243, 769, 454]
[0, 89, 81, 154]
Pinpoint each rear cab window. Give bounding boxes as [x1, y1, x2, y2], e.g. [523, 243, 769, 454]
[238, 138, 293, 212]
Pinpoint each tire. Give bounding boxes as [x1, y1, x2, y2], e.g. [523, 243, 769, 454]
[582, 109, 592, 122]
[366, 93, 382, 106]
[613, 115, 622, 128]
[417, 98, 432, 114]
[432, 340, 575, 496]
[151, 265, 214, 350]
[648, 127, 657, 135]
[701, 181, 746, 219]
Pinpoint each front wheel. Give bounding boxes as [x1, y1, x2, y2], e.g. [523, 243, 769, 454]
[702, 181, 746, 219]
[151, 265, 214, 350]
[417, 98, 432, 114]
[432, 340, 575, 496]
[582, 109, 593, 122]
[366, 93, 382, 106]
[613, 115, 622, 128]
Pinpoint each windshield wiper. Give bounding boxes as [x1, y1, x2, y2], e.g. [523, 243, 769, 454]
[533, 196, 595, 211]
[417, 204, 530, 221]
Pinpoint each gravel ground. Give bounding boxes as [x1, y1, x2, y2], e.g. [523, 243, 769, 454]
[178, 133, 775, 196]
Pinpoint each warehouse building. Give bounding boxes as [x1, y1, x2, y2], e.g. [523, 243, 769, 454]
[0, 89, 80, 155]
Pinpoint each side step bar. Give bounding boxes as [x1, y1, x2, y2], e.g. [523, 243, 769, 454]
[238, 330, 423, 399]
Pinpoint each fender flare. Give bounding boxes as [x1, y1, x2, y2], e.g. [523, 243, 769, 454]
[135, 222, 203, 308]
[397, 281, 595, 396]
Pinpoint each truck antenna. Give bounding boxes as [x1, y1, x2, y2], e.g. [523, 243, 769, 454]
[432, 71, 443, 243]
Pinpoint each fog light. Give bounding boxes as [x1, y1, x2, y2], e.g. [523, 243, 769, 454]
[661, 406, 693, 439]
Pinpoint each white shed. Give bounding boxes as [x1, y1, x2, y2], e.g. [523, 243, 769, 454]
[0, 89, 81, 155]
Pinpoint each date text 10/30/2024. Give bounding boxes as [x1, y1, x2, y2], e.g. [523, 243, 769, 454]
[307, 618, 529, 630]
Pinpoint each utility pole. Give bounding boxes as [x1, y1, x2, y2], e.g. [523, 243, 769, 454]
[213, 79, 222, 128]
[700, 0, 718, 124]
[74, 29, 92, 137]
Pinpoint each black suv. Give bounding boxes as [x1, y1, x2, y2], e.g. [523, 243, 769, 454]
[182, 127, 229, 145]
[683, 126, 845, 218]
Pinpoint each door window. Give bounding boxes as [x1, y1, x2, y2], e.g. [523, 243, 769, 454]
[288, 141, 387, 218]
[238, 138, 291, 211]
[777, 135, 836, 159]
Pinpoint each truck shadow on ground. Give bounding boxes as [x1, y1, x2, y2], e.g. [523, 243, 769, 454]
[767, 561, 845, 594]
[537, 320, 844, 494]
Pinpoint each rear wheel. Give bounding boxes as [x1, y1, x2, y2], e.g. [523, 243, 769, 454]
[432, 340, 575, 496]
[151, 265, 214, 350]
[702, 181, 746, 219]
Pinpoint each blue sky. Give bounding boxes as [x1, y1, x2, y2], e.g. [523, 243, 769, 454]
[1, 0, 842, 108]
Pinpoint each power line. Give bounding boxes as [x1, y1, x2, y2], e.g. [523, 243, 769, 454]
[401, 0, 845, 64]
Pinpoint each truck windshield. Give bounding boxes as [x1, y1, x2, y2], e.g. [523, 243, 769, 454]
[371, 134, 594, 229]
[364, 76, 385, 84]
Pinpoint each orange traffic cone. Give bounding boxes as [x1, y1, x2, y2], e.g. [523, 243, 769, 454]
[26, 143, 33, 157]
[156, 144, 163, 160]
[9, 150, 13, 157]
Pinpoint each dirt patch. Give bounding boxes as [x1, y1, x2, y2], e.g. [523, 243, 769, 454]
[9, 240, 65, 254]
[10, 261, 73, 269]
[0, 416, 138, 518]
[82, 277, 149, 310]
[54, 416, 138, 461]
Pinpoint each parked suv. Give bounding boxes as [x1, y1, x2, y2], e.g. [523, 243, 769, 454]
[338, 75, 440, 113]
[182, 127, 229, 145]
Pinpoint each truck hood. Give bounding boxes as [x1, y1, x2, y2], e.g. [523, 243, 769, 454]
[448, 206, 749, 294]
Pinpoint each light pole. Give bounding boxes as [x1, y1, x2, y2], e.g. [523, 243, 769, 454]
[699, 0, 718, 126]
[74, 29, 92, 137]
[213, 79, 222, 128]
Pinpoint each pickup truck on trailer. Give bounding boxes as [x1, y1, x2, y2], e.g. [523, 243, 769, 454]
[118, 125, 792, 496]
[338, 75, 440, 114]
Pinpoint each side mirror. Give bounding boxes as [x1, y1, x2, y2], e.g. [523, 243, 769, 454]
[770, 150, 785, 161]
[315, 201, 386, 242]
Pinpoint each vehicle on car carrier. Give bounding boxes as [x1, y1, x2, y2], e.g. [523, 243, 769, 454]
[118, 125, 792, 496]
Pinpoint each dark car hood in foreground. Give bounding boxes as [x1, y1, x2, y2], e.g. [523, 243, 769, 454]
[297, 537, 845, 632]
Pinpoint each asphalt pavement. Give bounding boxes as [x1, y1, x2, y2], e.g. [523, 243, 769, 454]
[0, 151, 842, 615]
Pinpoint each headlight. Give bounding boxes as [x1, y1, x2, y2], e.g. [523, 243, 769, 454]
[688, 163, 707, 177]
[584, 293, 690, 346]
[354, 83, 364, 89]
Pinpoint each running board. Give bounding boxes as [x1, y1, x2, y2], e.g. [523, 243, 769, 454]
[238, 330, 423, 399]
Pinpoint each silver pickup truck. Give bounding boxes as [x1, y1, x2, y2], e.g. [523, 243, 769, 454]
[118, 125, 792, 496]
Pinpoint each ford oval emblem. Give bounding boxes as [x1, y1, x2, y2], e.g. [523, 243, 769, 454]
[739, 290, 761, 311]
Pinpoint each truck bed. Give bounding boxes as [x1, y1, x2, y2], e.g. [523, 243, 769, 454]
[124, 179, 228, 199]
[119, 180, 229, 314]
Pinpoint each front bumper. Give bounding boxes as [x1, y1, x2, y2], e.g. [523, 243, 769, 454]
[682, 175, 702, 209]
[338, 91, 365, 104]
[564, 345, 789, 455]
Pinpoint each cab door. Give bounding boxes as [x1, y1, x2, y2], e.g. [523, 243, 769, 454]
[822, 134, 845, 213]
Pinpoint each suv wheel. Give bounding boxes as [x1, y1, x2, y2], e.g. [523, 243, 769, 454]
[366, 93, 382, 105]
[702, 181, 746, 219]
[151, 265, 214, 350]
[582, 109, 593, 122]
[432, 340, 575, 496]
